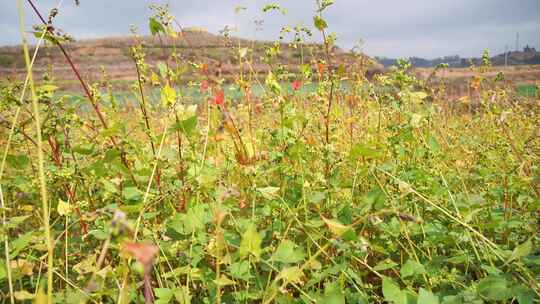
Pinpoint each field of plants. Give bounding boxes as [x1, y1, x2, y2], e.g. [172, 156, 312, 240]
[1, 1, 539, 303]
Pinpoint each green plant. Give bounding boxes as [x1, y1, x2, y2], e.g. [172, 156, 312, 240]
[0, 1, 539, 304]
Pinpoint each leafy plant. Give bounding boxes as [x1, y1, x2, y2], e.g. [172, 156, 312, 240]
[0, 1, 539, 303]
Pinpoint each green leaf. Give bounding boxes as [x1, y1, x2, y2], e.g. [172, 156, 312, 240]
[4, 215, 31, 230]
[507, 239, 532, 263]
[427, 135, 440, 152]
[277, 266, 303, 284]
[239, 224, 262, 261]
[257, 186, 280, 200]
[154, 288, 174, 304]
[382, 277, 406, 304]
[173, 287, 192, 304]
[350, 144, 382, 160]
[5, 154, 29, 170]
[418, 288, 439, 304]
[89, 230, 108, 240]
[172, 116, 198, 136]
[400, 259, 426, 278]
[179, 204, 209, 235]
[37, 84, 58, 93]
[477, 276, 510, 301]
[122, 187, 142, 202]
[271, 240, 305, 264]
[512, 284, 535, 304]
[157, 62, 168, 78]
[318, 0, 335, 12]
[149, 17, 165, 35]
[373, 259, 398, 271]
[313, 16, 328, 31]
[10, 232, 33, 259]
[0, 262, 5, 281]
[215, 275, 236, 286]
[322, 281, 345, 304]
[308, 191, 326, 204]
[265, 72, 282, 95]
[262, 4, 287, 14]
[229, 261, 252, 281]
[73, 144, 94, 155]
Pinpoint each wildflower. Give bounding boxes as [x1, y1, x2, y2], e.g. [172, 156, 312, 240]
[292, 80, 302, 91]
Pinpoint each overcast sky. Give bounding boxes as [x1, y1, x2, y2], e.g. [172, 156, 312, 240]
[1, 0, 539, 59]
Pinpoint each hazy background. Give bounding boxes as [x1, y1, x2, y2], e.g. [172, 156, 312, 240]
[1, 0, 539, 59]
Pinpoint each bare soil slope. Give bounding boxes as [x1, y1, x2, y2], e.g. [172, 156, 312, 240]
[0, 30, 375, 89]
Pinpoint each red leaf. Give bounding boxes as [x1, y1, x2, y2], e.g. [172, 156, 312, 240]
[214, 89, 225, 106]
[317, 63, 326, 75]
[122, 242, 159, 266]
[292, 80, 302, 91]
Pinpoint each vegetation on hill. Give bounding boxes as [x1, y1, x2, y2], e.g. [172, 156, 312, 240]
[378, 47, 540, 68]
[0, 1, 539, 303]
[0, 28, 377, 90]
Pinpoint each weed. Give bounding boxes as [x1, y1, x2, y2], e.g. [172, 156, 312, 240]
[0, 1, 539, 304]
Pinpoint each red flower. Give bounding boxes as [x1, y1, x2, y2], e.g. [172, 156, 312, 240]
[214, 89, 225, 106]
[200, 80, 209, 92]
[292, 80, 302, 91]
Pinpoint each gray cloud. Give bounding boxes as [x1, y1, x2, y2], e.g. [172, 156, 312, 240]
[1, 0, 539, 58]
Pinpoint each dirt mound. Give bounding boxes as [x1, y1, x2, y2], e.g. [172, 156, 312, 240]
[0, 31, 378, 90]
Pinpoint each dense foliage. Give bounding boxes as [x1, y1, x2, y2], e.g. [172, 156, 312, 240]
[1, 1, 539, 303]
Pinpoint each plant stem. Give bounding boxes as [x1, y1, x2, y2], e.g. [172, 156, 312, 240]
[17, 1, 53, 302]
[0, 186, 14, 304]
[26, 0, 139, 187]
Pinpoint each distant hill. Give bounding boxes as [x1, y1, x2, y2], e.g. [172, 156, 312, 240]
[0, 30, 379, 89]
[377, 46, 540, 68]
[491, 46, 540, 66]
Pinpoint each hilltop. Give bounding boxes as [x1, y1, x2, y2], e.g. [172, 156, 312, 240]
[377, 46, 540, 68]
[0, 29, 378, 89]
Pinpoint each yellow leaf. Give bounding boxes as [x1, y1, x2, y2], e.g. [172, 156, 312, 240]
[410, 91, 428, 103]
[322, 217, 350, 237]
[11, 259, 34, 276]
[57, 199, 72, 216]
[239, 47, 248, 59]
[277, 266, 304, 284]
[410, 113, 423, 128]
[150, 72, 160, 85]
[459, 96, 470, 104]
[398, 181, 412, 195]
[216, 275, 236, 286]
[34, 285, 46, 304]
[73, 255, 97, 275]
[161, 85, 177, 107]
[14, 290, 35, 300]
